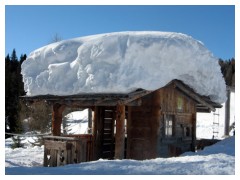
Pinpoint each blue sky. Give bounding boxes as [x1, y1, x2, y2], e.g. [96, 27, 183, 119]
[5, 5, 235, 60]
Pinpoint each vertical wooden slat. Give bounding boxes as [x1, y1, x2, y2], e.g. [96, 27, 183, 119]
[224, 87, 231, 136]
[43, 145, 48, 167]
[126, 106, 131, 159]
[93, 106, 99, 160]
[88, 108, 93, 134]
[67, 149, 72, 164]
[114, 104, 125, 159]
[191, 112, 196, 152]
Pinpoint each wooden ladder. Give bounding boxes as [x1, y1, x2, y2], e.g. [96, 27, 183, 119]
[101, 107, 116, 159]
[212, 109, 220, 139]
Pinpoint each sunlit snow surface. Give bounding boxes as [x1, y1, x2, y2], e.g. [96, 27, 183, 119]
[21, 31, 226, 103]
[5, 136, 234, 175]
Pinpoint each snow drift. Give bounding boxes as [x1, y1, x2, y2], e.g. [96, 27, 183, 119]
[21, 31, 226, 103]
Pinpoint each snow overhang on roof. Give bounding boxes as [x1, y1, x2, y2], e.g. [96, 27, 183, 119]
[21, 31, 226, 104]
[20, 80, 221, 113]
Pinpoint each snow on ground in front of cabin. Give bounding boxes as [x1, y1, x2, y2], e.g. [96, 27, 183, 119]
[5, 136, 234, 175]
[21, 31, 226, 104]
[5, 106, 235, 175]
[4, 92, 235, 174]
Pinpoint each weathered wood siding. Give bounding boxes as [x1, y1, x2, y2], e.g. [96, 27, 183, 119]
[127, 91, 160, 160]
[157, 84, 196, 157]
[43, 135, 92, 167]
[127, 83, 197, 159]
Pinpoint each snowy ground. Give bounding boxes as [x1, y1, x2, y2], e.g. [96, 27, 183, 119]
[5, 136, 234, 175]
[5, 100, 235, 175]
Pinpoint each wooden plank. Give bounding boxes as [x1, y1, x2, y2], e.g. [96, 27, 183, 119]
[92, 106, 99, 160]
[114, 105, 125, 159]
[174, 80, 216, 112]
[191, 112, 196, 152]
[104, 110, 114, 118]
[44, 140, 67, 150]
[50, 149, 57, 167]
[67, 149, 72, 164]
[43, 146, 48, 167]
[43, 136, 78, 141]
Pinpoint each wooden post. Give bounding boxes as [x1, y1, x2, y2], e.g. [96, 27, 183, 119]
[224, 87, 231, 136]
[191, 112, 196, 152]
[115, 104, 125, 159]
[92, 106, 99, 160]
[88, 108, 92, 134]
[52, 103, 65, 136]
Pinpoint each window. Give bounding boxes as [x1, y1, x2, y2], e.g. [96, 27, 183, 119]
[164, 115, 174, 137]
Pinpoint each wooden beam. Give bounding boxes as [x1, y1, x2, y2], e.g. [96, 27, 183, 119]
[48, 99, 141, 107]
[52, 103, 65, 136]
[119, 90, 152, 105]
[20, 91, 145, 107]
[114, 104, 125, 159]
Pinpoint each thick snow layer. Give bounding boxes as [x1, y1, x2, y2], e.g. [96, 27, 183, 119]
[5, 136, 235, 175]
[21, 31, 226, 103]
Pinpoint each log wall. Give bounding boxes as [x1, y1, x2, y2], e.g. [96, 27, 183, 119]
[127, 84, 197, 159]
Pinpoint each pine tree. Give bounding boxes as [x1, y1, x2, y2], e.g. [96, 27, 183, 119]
[5, 49, 27, 137]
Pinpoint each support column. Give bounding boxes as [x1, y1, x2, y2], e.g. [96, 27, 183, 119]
[191, 112, 196, 152]
[88, 108, 93, 134]
[93, 106, 99, 160]
[52, 103, 65, 136]
[224, 87, 231, 136]
[115, 104, 125, 159]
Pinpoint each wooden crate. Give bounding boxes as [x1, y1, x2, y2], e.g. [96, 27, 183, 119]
[43, 135, 92, 167]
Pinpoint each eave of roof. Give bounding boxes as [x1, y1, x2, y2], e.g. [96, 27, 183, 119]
[20, 89, 152, 107]
[20, 79, 222, 112]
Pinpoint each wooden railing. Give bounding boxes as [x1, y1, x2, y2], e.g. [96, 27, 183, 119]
[43, 134, 93, 167]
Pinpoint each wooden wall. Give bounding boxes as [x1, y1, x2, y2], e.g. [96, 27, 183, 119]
[127, 92, 160, 160]
[127, 83, 197, 159]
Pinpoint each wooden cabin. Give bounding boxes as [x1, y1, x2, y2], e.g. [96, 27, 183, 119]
[22, 79, 222, 167]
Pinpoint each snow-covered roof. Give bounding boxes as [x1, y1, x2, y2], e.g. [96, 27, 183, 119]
[21, 31, 226, 103]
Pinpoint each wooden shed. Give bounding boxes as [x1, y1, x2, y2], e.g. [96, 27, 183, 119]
[21, 79, 222, 167]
